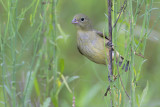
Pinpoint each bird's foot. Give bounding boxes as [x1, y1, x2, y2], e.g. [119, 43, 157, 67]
[106, 41, 113, 47]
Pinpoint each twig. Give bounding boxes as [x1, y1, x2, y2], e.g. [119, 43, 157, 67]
[113, 0, 127, 28]
[108, 0, 113, 80]
[104, 86, 110, 96]
[108, 0, 113, 106]
[117, 64, 130, 100]
[134, 52, 144, 58]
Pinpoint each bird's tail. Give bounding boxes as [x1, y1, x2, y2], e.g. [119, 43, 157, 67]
[115, 51, 130, 72]
[118, 60, 130, 72]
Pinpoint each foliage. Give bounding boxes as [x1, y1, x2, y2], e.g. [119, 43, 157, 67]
[0, 0, 160, 107]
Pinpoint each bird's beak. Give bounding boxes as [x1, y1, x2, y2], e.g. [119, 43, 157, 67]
[72, 18, 78, 24]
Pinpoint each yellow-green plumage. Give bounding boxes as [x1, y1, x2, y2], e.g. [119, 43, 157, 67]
[77, 30, 108, 64]
[72, 14, 128, 70]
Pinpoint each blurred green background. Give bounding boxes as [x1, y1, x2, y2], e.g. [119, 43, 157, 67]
[0, 0, 160, 107]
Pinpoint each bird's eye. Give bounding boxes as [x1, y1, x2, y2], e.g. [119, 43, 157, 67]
[81, 18, 84, 22]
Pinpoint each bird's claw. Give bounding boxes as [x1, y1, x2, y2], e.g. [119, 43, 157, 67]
[106, 41, 113, 47]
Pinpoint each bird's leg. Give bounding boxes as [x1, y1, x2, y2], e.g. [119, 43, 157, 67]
[106, 41, 113, 48]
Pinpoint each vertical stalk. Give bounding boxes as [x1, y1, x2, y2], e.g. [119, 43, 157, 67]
[52, 0, 57, 90]
[22, 0, 42, 106]
[0, 27, 7, 107]
[129, 0, 135, 106]
[107, 0, 113, 106]
[108, 0, 113, 80]
[113, 0, 119, 105]
[9, 0, 18, 106]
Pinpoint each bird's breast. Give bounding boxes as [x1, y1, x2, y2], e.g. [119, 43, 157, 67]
[77, 31, 107, 64]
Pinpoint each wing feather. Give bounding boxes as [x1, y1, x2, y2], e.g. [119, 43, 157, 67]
[95, 30, 109, 40]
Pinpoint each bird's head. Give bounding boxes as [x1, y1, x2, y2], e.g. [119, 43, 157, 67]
[72, 14, 92, 31]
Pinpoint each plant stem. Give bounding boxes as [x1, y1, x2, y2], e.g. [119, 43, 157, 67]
[108, 0, 113, 80]
[107, 0, 113, 106]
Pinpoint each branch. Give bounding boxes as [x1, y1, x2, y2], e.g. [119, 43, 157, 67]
[116, 64, 130, 99]
[113, 0, 127, 28]
[108, 0, 113, 80]
[134, 52, 144, 58]
[108, 0, 113, 106]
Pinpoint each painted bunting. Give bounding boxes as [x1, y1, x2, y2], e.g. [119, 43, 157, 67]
[72, 14, 129, 71]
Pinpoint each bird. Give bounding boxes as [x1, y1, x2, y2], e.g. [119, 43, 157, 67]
[72, 14, 129, 71]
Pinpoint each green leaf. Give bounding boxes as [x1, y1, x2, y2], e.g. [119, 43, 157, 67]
[136, 59, 147, 81]
[140, 81, 149, 106]
[58, 72, 72, 93]
[146, 0, 149, 5]
[56, 24, 70, 42]
[58, 58, 64, 74]
[56, 75, 79, 97]
[80, 83, 102, 107]
[40, 97, 51, 107]
[34, 78, 41, 98]
[136, 95, 140, 107]
[51, 96, 58, 107]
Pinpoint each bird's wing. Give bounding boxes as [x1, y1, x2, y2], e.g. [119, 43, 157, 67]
[95, 30, 109, 40]
[94, 30, 114, 50]
[95, 30, 128, 70]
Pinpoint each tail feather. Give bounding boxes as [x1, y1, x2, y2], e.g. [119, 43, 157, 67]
[115, 51, 130, 72]
[118, 60, 130, 72]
